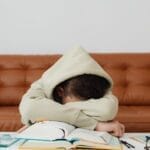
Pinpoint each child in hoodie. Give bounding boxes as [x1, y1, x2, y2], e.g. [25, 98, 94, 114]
[19, 47, 124, 137]
[52, 73, 124, 137]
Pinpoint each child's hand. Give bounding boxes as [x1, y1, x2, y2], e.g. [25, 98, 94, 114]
[95, 120, 125, 137]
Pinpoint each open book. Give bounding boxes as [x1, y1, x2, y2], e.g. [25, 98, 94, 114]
[17, 121, 122, 150]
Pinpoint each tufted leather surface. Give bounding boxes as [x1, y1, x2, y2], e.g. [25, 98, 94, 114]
[0, 54, 149, 132]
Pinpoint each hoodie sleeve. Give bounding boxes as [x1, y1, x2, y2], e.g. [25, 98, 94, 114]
[65, 91, 118, 121]
[19, 79, 98, 130]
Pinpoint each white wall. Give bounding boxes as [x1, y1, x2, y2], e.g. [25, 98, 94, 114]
[0, 0, 150, 54]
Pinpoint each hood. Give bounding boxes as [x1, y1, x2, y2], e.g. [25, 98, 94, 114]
[41, 46, 113, 98]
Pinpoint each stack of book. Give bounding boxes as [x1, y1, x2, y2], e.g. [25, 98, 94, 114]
[15, 121, 122, 150]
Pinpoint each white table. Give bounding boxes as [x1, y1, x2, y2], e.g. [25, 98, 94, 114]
[0, 132, 150, 150]
[120, 133, 150, 150]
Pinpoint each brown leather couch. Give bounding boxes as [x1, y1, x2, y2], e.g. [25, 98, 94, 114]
[0, 54, 150, 132]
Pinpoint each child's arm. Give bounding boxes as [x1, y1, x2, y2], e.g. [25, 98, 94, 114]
[19, 79, 98, 130]
[65, 91, 118, 121]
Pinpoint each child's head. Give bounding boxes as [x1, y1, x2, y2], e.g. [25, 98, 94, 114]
[52, 74, 111, 104]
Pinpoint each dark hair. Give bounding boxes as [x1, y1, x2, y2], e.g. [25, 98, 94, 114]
[52, 74, 111, 104]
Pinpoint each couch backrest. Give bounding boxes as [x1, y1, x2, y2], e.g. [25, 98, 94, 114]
[0, 54, 149, 106]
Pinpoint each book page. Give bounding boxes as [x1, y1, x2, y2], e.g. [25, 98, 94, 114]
[17, 121, 75, 141]
[67, 128, 107, 144]
[67, 128, 121, 148]
[19, 140, 72, 150]
[74, 141, 121, 150]
[41, 121, 75, 136]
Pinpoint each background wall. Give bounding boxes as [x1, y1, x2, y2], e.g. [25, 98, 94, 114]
[0, 0, 150, 54]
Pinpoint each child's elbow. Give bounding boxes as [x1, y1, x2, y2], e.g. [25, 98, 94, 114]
[19, 98, 35, 125]
[19, 108, 31, 125]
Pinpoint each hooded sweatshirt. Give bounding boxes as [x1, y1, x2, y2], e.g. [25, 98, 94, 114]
[19, 46, 118, 130]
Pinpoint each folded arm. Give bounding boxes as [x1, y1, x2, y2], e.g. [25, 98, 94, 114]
[19, 79, 98, 130]
[65, 91, 118, 121]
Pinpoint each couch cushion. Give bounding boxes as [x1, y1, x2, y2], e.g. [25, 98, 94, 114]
[116, 106, 150, 132]
[0, 106, 23, 131]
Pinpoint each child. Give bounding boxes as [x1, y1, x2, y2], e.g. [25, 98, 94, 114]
[19, 46, 124, 137]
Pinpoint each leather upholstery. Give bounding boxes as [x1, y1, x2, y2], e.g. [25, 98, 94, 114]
[0, 54, 149, 132]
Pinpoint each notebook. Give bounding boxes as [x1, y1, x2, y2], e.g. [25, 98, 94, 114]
[0, 133, 19, 148]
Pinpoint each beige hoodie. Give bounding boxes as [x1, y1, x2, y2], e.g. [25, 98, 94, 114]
[19, 46, 118, 130]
